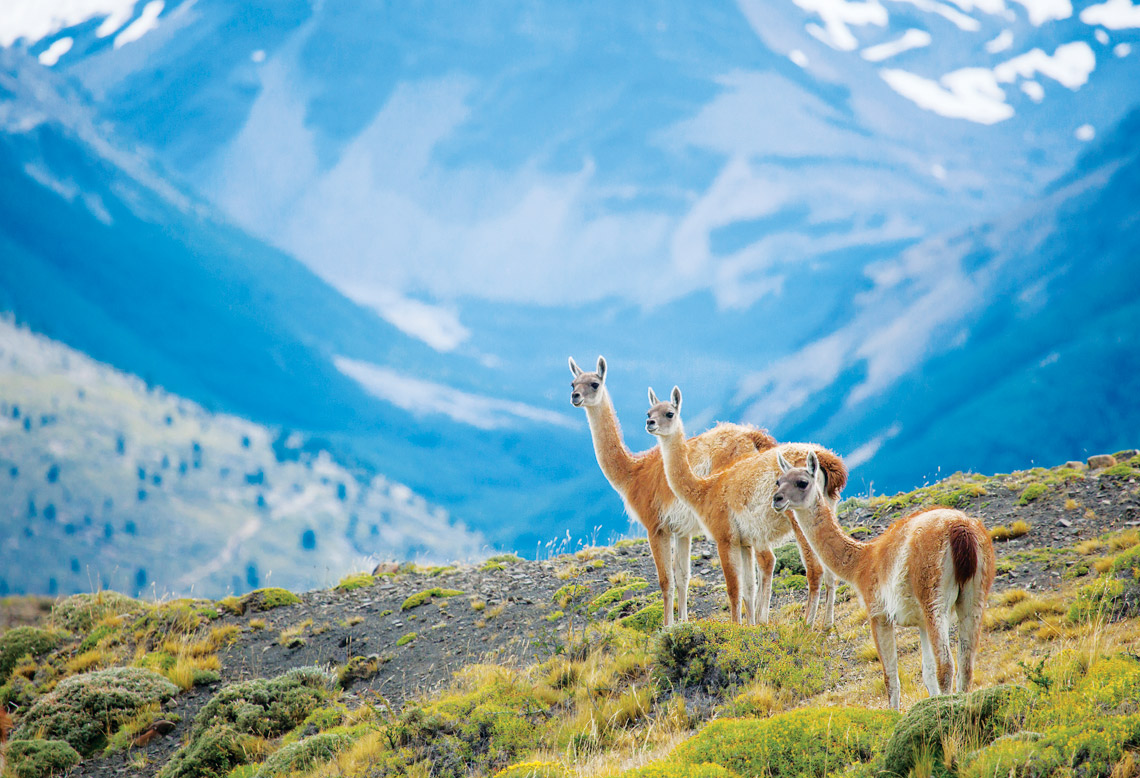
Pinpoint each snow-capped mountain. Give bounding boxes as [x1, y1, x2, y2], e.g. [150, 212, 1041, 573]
[1, 0, 1138, 594]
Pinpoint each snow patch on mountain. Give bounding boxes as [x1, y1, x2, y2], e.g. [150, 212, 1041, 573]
[350, 288, 471, 353]
[795, 0, 888, 50]
[882, 41, 1095, 123]
[881, 66, 1013, 123]
[993, 42, 1095, 88]
[37, 36, 72, 65]
[986, 29, 1014, 52]
[862, 28, 932, 60]
[335, 357, 577, 431]
[113, 0, 162, 48]
[1011, 0, 1072, 25]
[1080, 0, 1140, 28]
[0, 0, 142, 47]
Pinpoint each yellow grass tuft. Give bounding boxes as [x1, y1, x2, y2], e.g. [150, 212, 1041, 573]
[856, 641, 880, 663]
[66, 648, 111, 674]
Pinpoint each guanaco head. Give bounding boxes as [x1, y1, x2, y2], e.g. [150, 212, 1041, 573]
[645, 386, 683, 437]
[569, 356, 607, 408]
[773, 449, 824, 513]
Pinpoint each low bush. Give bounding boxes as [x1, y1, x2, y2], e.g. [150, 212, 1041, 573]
[663, 707, 898, 778]
[879, 685, 1031, 777]
[189, 667, 335, 739]
[13, 667, 179, 755]
[0, 626, 64, 682]
[159, 668, 335, 778]
[157, 724, 262, 778]
[654, 621, 833, 701]
[254, 732, 353, 777]
[6, 739, 82, 778]
[53, 591, 144, 632]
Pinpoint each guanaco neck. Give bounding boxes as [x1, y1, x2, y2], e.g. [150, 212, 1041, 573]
[792, 497, 867, 585]
[583, 390, 637, 489]
[657, 423, 706, 507]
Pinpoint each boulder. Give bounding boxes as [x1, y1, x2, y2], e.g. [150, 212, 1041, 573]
[1087, 454, 1117, 470]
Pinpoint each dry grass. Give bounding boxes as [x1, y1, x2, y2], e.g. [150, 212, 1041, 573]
[278, 619, 313, 647]
[989, 520, 1031, 542]
[991, 589, 1030, 607]
[65, 648, 111, 674]
[555, 563, 584, 580]
[856, 641, 881, 663]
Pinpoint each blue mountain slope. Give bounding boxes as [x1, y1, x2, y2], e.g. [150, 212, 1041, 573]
[0, 50, 598, 557]
[744, 108, 1140, 491]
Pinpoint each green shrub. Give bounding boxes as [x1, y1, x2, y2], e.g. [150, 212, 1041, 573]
[13, 667, 179, 755]
[388, 667, 557, 777]
[6, 739, 82, 778]
[254, 732, 353, 777]
[666, 708, 898, 778]
[244, 588, 302, 612]
[1018, 483, 1048, 505]
[339, 654, 387, 686]
[620, 602, 664, 633]
[588, 581, 649, 615]
[773, 574, 807, 592]
[401, 588, 463, 610]
[335, 573, 375, 591]
[1068, 578, 1126, 623]
[654, 621, 833, 700]
[397, 632, 418, 646]
[963, 716, 1140, 778]
[495, 761, 570, 778]
[0, 626, 63, 682]
[623, 763, 741, 778]
[158, 668, 336, 778]
[53, 590, 144, 632]
[552, 584, 591, 609]
[189, 667, 335, 739]
[773, 543, 805, 575]
[157, 725, 260, 778]
[880, 685, 1031, 777]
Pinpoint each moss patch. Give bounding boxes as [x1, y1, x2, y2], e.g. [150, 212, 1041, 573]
[336, 573, 375, 591]
[401, 588, 463, 611]
[588, 581, 649, 616]
[620, 602, 664, 633]
[1018, 483, 1048, 505]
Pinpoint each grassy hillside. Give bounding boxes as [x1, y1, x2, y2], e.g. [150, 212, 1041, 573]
[1, 452, 1139, 777]
[0, 319, 485, 598]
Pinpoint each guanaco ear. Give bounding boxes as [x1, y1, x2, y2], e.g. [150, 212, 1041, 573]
[596, 356, 607, 383]
[648, 387, 659, 406]
[806, 450, 820, 480]
[670, 386, 682, 410]
[777, 450, 794, 473]
[569, 357, 583, 377]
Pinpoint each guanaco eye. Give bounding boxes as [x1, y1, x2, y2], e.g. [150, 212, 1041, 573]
[591, 382, 599, 389]
[666, 412, 674, 418]
[797, 480, 809, 488]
